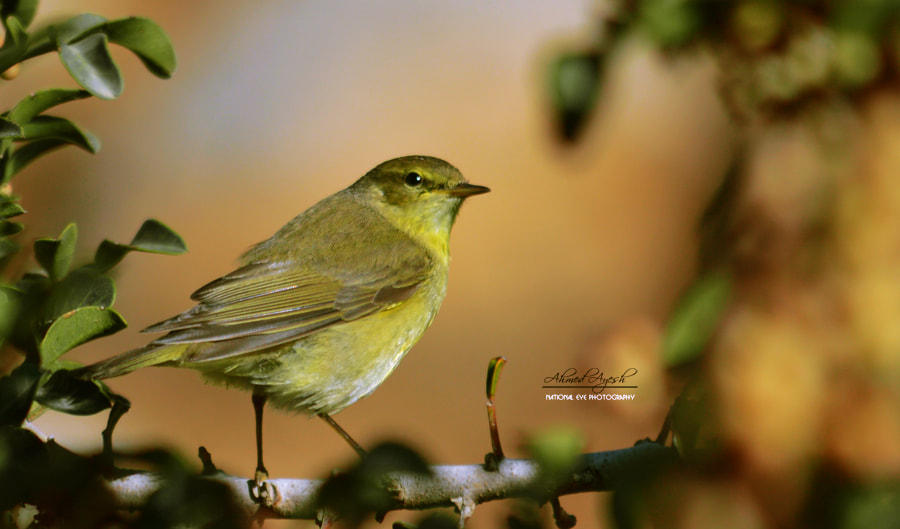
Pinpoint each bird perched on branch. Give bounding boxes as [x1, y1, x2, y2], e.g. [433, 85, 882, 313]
[77, 155, 489, 487]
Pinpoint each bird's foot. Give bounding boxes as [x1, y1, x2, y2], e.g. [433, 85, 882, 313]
[249, 468, 278, 507]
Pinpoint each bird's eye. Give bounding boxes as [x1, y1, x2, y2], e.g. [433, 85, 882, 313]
[404, 171, 423, 187]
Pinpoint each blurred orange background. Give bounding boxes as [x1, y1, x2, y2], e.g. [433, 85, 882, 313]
[6, 1, 732, 527]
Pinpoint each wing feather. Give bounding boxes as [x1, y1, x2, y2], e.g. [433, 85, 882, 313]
[141, 256, 431, 364]
[139, 193, 437, 364]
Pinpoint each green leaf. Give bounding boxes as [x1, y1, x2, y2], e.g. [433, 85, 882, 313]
[35, 369, 112, 415]
[0, 285, 22, 341]
[58, 32, 122, 100]
[14, 272, 49, 294]
[526, 426, 584, 484]
[18, 27, 54, 63]
[0, 221, 23, 236]
[357, 442, 431, 477]
[50, 13, 107, 45]
[3, 279, 45, 354]
[698, 152, 742, 271]
[640, 0, 702, 48]
[841, 483, 900, 529]
[1, 0, 38, 29]
[33, 223, 77, 282]
[93, 219, 187, 272]
[133, 455, 249, 526]
[549, 51, 602, 142]
[669, 382, 716, 461]
[0, 199, 25, 219]
[23, 13, 109, 65]
[41, 358, 83, 372]
[831, 2, 893, 35]
[318, 442, 431, 523]
[0, 362, 40, 426]
[8, 88, 92, 124]
[834, 31, 881, 89]
[10, 275, 49, 353]
[8, 275, 49, 353]
[0, 15, 27, 73]
[20, 115, 100, 153]
[486, 356, 506, 399]
[0, 117, 23, 139]
[0, 13, 26, 47]
[91, 240, 130, 273]
[0, 426, 46, 511]
[662, 272, 732, 366]
[0, 237, 19, 261]
[105, 17, 176, 79]
[42, 267, 115, 326]
[132, 219, 187, 254]
[5, 138, 67, 180]
[39, 306, 126, 366]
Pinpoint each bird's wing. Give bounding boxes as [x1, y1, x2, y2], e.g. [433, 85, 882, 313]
[142, 258, 430, 363]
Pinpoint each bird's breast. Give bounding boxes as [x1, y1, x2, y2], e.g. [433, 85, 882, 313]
[258, 268, 449, 414]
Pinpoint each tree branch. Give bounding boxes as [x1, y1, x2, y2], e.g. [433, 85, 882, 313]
[104, 442, 675, 522]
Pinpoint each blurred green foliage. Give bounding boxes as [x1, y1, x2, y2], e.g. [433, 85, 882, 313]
[547, 0, 900, 140]
[662, 271, 731, 366]
[318, 441, 432, 526]
[525, 427, 585, 500]
[545, 1, 900, 529]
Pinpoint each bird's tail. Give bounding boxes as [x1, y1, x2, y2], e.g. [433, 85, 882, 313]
[75, 342, 185, 380]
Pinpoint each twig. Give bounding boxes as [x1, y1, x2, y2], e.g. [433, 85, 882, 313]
[198, 446, 218, 475]
[550, 497, 576, 529]
[104, 442, 675, 521]
[484, 356, 506, 470]
[102, 394, 131, 462]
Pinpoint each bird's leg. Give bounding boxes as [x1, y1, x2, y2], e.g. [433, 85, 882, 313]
[250, 390, 277, 506]
[252, 391, 269, 482]
[319, 413, 366, 457]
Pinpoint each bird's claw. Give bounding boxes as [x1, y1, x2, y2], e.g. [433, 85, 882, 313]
[250, 470, 278, 507]
[381, 474, 403, 500]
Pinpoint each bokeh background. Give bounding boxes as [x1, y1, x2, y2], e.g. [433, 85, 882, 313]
[5, 1, 732, 527]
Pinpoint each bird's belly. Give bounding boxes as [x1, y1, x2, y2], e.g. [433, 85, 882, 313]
[196, 287, 443, 415]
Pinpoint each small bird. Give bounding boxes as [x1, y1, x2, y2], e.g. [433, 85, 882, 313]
[79, 155, 488, 483]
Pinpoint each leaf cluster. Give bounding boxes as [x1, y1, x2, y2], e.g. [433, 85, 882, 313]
[0, 0, 182, 416]
[0, 0, 190, 524]
[0, 5, 176, 184]
[0, 220, 186, 424]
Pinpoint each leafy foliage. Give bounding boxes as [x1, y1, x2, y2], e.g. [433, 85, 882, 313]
[549, 2, 900, 529]
[0, 0, 189, 523]
[0, 7, 176, 183]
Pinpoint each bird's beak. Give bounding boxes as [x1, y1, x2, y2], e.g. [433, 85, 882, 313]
[447, 183, 491, 198]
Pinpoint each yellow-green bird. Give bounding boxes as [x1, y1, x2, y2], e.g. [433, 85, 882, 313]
[79, 155, 488, 481]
